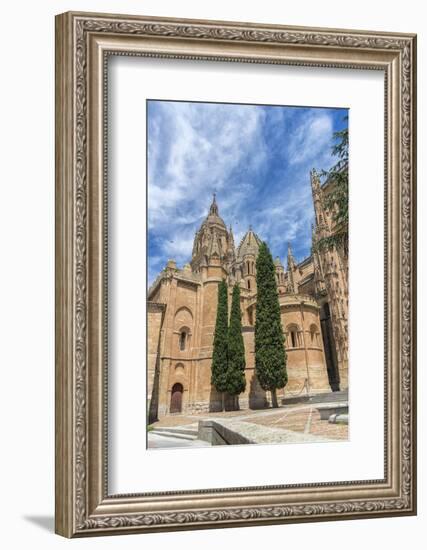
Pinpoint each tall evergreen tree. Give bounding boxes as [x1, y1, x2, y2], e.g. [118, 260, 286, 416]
[211, 279, 229, 410]
[226, 283, 246, 409]
[255, 242, 287, 407]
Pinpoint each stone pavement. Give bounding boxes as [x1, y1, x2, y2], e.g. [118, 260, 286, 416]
[247, 405, 348, 441]
[148, 401, 348, 448]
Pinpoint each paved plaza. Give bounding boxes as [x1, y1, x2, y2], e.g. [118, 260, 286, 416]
[148, 401, 348, 449]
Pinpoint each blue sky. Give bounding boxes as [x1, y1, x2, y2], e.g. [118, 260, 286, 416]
[147, 100, 348, 286]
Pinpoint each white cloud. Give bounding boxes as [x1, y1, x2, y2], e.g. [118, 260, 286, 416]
[287, 111, 333, 167]
[253, 175, 314, 264]
[162, 234, 195, 263]
[148, 102, 266, 229]
[147, 101, 269, 272]
[147, 102, 343, 278]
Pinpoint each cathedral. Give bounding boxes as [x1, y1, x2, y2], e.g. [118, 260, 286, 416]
[147, 170, 348, 421]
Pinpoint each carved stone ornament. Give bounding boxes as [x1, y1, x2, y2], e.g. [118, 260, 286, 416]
[55, 11, 416, 537]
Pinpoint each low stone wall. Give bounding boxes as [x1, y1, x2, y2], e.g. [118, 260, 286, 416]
[328, 413, 349, 425]
[186, 402, 212, 415]
[198, 418, 327, 445]
[198, 420, 251, 445]
[316, 403, 348, 420]
[186, 396, 267, 415]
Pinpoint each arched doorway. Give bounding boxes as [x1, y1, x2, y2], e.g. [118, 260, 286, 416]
[170, 383, 184, 414]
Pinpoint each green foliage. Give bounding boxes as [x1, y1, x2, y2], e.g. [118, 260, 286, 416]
[226, 284, 246, 396]
[312, 231, 347, 254]
[211, 280, 229, 393]
[254, 242, 288, 394]
[323, 122, 348, 223]
[316, 118, 349, 253]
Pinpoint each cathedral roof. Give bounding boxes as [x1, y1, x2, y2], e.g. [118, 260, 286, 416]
[274, 256, 283, 267]
[208, 230, 221, 257]
[236, 228, 262, 260]
[203, 193, 226, 229]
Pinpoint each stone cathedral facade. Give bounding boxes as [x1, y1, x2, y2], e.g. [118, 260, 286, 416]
[147, 170, 348, 421]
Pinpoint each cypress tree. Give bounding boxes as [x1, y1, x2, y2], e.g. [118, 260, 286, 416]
[226, 283, 246, 409]
[211, 279, 229, 410]
[255, 242, 288, 407]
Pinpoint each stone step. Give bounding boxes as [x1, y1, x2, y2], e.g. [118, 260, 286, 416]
[150, 429, 198, 441]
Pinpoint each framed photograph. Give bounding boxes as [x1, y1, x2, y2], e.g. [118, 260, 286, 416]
[55, 11, 417, 537]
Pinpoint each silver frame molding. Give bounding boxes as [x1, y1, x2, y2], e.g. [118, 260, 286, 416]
[55, 11, 417, 537]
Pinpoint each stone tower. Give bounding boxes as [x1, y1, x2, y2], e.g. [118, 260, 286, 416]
[274, 256, 286, 294]
[310, 169, 348, 389]
[234, 227, 261, 294]
[190, 193, 234, 276]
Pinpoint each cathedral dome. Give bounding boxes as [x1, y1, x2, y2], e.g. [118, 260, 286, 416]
[203, 193, 226, 229]
[190, 194, 232, 272]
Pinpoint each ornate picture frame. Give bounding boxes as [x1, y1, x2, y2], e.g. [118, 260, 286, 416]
[55, 11, 417, 537]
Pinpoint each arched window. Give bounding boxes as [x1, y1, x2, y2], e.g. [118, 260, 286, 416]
[286, 324, 301, 348]
[248, 308, 254, 326]
[247, 279, 251, 290]
[309, 324, 320, 347]
[291, 330, 297, 348]
[174, 309, 192, 351]
[178, 327, 190, 351]
[179, 331, 187, 350]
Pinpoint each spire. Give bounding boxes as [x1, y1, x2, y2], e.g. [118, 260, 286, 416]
[204, 193, 226, 228]
[228, 224, 235, 252]
[192, 229, 199, 257]
[190, 194, 227, 272]
[209, 229, 221, 258]
[287, 242, 296, 267]
[287, 242, 297, 294]
[229, 224, 234, 242]
[311, 169, 326, 227]
[310, 168, 321, 194]
[209, 192, 218, 216]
